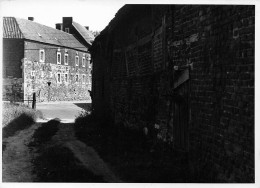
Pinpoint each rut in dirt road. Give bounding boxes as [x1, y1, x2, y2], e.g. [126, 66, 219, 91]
[29, 119, 121, 182]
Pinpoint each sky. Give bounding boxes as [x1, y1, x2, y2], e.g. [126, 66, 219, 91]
[0, 0, 256, 32]
[0, 0, 126, 32]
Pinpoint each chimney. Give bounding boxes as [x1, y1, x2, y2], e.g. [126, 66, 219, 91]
[63, 17, 73, 25]
[85, 26, 89, 30]
[56, 23, 63, 30]
[28, 17, 34, 21]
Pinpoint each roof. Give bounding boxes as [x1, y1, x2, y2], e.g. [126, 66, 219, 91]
[3, 17, 88, 52]
[72, 21, 95, 46]
[3, 17, 23, 38]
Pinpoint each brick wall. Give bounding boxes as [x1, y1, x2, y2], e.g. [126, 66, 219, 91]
[2, 39, 24, 101]
[91, 5, 254, 182]
[168, 5, 254, 182]
[3, 39, 24, 78]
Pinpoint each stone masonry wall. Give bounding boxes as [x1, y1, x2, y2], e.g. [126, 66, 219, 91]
[24, 41, 92, 102]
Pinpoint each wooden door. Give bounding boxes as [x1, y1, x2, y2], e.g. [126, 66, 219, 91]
[172, 81, 189, 151]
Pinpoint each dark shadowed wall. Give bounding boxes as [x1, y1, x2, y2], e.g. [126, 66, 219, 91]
[90, 5, 254, 182]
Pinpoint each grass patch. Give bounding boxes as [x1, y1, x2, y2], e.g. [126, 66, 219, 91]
[2, 102, 43, 128]
[3, 113, 35, 139]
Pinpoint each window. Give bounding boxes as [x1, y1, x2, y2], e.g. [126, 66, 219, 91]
[31, 71, 35, 77]
[82, 57, 86, 67]
[57, 73, 61, 83]
[82, 74, 86, 84]
[65, 28, 70, 33]
[64, 73, 68, 82]
[88, 55, 91, 68]
[57, 52, 61, 64]
[75, 56, 79, 66]
[75, 74, 79, 82]
[64, 54, 68, 65]
[39, 49, 45, 62]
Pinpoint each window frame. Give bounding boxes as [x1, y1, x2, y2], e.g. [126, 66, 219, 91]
[64, 73, 68, 83]
[57, 52, 61, 65]
[82, 57, 86, 67]
[39, 49, 45, 63]
[82, 74, 86, 84]
[75, 74, 79, 82]
[64, 53, 69, 65]
[75, 55, 79, 66]
[57, 73, 61, 83]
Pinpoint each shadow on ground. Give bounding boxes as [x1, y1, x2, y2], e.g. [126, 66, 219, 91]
[33, 143, 105, 182]
[28, 119, 106, 182]
[74, 114, 190, 183]
[28, 119, 60, 147]
[3, 113, 35, 139]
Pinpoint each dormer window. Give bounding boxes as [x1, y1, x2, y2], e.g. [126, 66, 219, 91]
[39, 49, 45, 62]
[65, 28, 70, 33]
[57, 52, 61, 64]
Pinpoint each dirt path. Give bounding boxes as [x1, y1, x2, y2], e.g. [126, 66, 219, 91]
[3, 120, 121, 182]
[2, 123, 40, 182]
[52, 123, 121, 182]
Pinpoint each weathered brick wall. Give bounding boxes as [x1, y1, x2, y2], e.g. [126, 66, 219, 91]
[91, 5, 254, 182]
[168, 5, 254, 182]
[24, 41, 92, 102]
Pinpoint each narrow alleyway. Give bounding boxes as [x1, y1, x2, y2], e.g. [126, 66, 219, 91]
[3, 102, 191, 182]
[2, 102, 121, 182]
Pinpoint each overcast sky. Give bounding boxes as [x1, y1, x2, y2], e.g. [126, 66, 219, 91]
[0, 0, 126, 31]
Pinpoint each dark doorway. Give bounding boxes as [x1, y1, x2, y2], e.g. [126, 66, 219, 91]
[172, 81, 190, 151]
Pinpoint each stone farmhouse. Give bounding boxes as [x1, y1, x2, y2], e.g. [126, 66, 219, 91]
[90, 5, 254, 182]
[3, 17, 92, 102]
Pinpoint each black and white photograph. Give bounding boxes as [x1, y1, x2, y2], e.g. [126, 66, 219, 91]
[0, 0, 257, 185]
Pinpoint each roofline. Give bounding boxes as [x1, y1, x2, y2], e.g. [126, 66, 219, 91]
[23, 38, 89, 53]
[72, 22, 93, 46]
